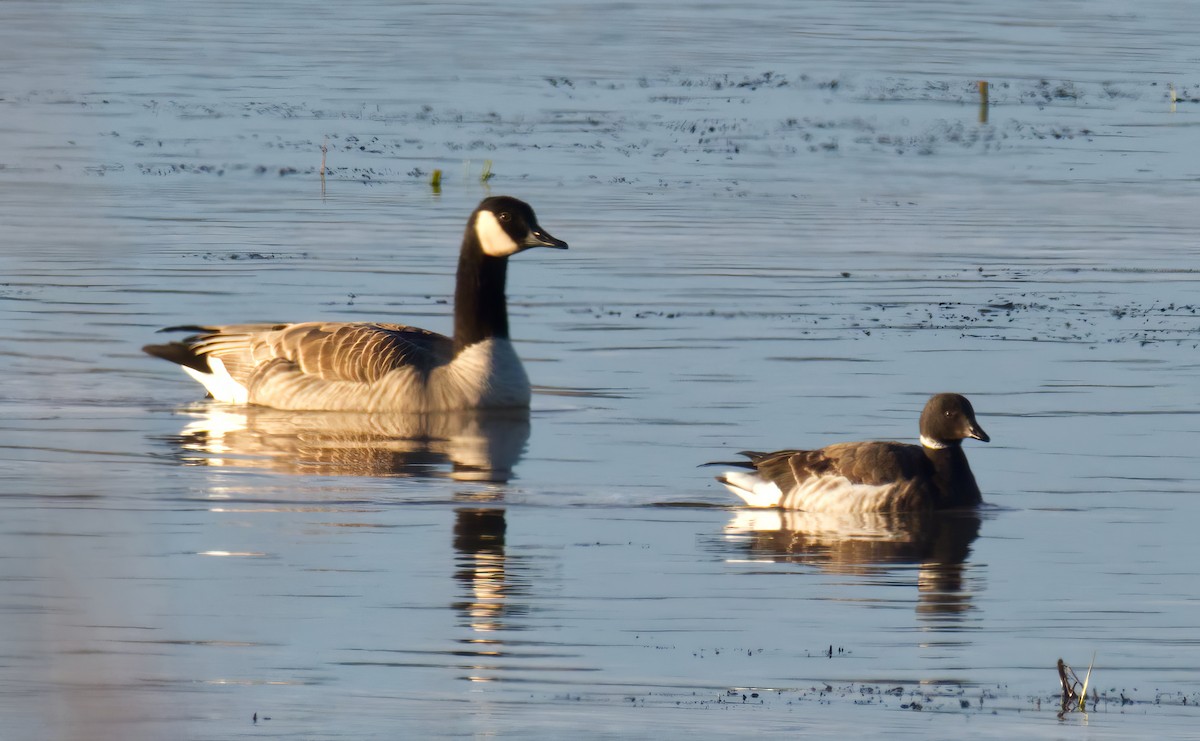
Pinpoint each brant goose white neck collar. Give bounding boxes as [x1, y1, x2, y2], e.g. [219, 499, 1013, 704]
[920, 434, 948, 450]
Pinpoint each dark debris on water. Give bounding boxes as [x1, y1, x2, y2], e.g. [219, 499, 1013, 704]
[562, 681, 1200, 718]
[59, 73, 1167, 184]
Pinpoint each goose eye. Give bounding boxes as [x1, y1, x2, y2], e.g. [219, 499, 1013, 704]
[944, 410, 953, 417]
[498, 212, 512, 223]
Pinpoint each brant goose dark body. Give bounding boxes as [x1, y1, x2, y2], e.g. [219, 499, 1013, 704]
[716, 394, 989, 513]
[143, 196, 567, 412]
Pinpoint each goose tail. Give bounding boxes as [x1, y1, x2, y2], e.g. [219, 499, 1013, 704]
[716, 471, 783, 508]
[144, 340, 249, 404]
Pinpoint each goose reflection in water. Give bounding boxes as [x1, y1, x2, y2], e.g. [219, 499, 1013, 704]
[724, 509, 982, 620]
[162, 404, 534, 681]
[167, 405, 530, 482]
[452, 507, 539, 684]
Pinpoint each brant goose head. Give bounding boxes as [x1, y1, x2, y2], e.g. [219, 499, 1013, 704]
[918, 393, 989, 449]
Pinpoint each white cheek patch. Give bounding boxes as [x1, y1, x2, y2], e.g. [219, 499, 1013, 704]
[475, 210, 521, 257]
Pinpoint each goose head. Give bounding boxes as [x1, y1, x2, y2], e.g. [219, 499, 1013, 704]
[470, 196, 568, 258]
[919, 393, 990, 449]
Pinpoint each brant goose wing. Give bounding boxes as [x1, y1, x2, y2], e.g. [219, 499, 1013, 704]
[716, 394, 988, 513]
[144, 196, 567, 412]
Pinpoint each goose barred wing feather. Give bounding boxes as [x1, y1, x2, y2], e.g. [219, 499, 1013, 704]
[272, 322, 450, 382]
[781, 442, 929, 488]
[190, 322, 453, 385]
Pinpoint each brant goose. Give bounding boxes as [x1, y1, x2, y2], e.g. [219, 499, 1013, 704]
[143, 196, 567, 412]
[715, 393, 989, 512]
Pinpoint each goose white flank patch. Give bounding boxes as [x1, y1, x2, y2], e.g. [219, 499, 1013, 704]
[143, 196, 567, 412]
[715, 393, 990, 513]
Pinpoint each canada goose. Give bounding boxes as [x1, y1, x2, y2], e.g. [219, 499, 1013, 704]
[143, 196, 567, 412]
[715, 393, 989, 512]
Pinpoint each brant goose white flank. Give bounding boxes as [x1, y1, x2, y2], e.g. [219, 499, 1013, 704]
[144, 196, 567, 412]
[716, 393, 989, 512]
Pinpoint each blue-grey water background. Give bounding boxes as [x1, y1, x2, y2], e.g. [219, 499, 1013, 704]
[3, 1, 1200, 738]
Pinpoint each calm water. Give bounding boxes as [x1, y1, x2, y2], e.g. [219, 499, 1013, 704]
[3, 1, 1200, 738]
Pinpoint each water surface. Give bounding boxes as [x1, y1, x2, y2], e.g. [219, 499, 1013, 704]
[3, 1, 1200, 738]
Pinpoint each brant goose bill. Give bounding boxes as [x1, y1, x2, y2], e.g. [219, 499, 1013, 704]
[715, 393, 989, 513]
[143, 196, 567, 412]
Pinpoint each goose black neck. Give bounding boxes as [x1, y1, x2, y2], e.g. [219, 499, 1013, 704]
[924, 445, 982, 508]
[453, 246, 510, 353]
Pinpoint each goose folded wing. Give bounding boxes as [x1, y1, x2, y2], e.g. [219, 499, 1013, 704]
[194, 322, 453, 384]
[268, 323, 453, 382]
[782, 442, 928, 487]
